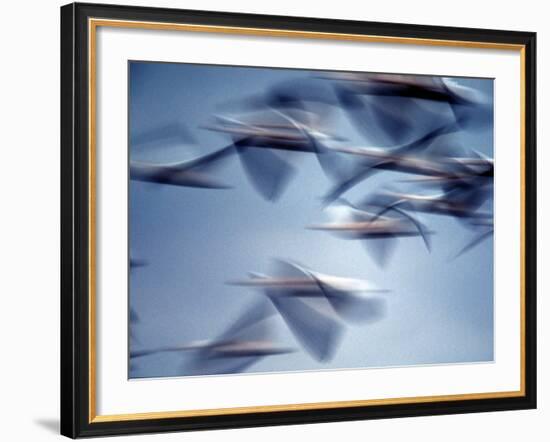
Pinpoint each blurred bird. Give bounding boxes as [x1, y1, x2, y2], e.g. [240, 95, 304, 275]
[308, 200, 432, 267]
[327, 73, 487, 106]
[130, 145, 235, 189]
[369, 187, 492, 222]
[325, 72, 492, 145]
[451, 216, 494, 260]
[204, 75, 344, 201]
[130, 300, 293, 376]
[203, 111, 341, 201]
[129, 307, 140, 324]
[130, 257, 148, 270]
[217, 77, 340, 129]
[204, 113, 341, 149]
[321, 123, 461, 204]
[399, 149, 493, 188]
[129, 307, 141, 344]
[129, 257, 147, 349]
[333, 143, 490, 180]
[228, 259, 388, 361]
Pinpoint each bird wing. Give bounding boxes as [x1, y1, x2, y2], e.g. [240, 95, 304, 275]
[361, 235, 398, 268]
[235, 141, 296, 201]
[218, 299, 276, 343]
[393, 121, 461, 156]
[130, 144, 235, 181]
[270, 258, 311, 279]
[183, 144, 236, 172]
[321, 162, 387, 205]
[308, 272, 387, 324]
[269, 295, 342, 362]
[452, 228, 493, 260]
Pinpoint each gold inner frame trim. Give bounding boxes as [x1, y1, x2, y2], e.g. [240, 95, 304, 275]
[88, 18, 527, 424]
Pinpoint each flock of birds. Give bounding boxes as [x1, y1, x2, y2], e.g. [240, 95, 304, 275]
[129, 71, 494, 377]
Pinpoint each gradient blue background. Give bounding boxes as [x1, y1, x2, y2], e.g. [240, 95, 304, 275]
[128, 61, 494, 379]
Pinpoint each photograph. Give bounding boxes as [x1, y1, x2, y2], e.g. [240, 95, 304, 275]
[0, 0, 544, 440]
[128, 61, 495, 379]
[57, 2, 537, 438]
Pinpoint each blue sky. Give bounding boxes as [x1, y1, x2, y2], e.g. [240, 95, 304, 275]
[128, 61, 494, 379]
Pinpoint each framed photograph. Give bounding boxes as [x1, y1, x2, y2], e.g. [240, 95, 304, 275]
[60, 2, 536, 438]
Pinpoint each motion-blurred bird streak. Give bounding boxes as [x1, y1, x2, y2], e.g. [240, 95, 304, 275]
[333, 146, 491, 181]
[203, 112, 340, 200]
[217, 77, 340, 129]
[369, 187, 493, 222]
[129, 256, 148, 348]
[451, 216, 494, 260]
[398, 150, 493, 191]
[321, 123, 461, 204]
[130, 144, 235, 189]
[452, 228, 493, 260]
[130, 300, 293, 376]
[327, 73, 486, 106]
[130, 257, 148, 269]
[325, 72, 491, 143]
[228, 259, 388, 361]
[204, 114, 341, 148]
[308, 200, 432, 267]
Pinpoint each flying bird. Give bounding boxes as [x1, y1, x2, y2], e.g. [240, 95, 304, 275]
[228, 259, 388, 361]
[308, 200, 432, 267]
[325, 72, 491, 145]
[130, 257, 148, 270]
[451, 216, 494, 260]
[368, 187, 493, 223]
[320, 123, 461, 204]
[130, 145, 235, 189]
[130, 300, 293, 376]
[203, 111, 340, 200]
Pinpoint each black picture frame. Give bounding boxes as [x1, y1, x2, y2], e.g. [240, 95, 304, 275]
[61, 2, 536, 438]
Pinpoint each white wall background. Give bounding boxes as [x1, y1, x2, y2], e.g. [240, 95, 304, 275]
[0, 0, 546, 440]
